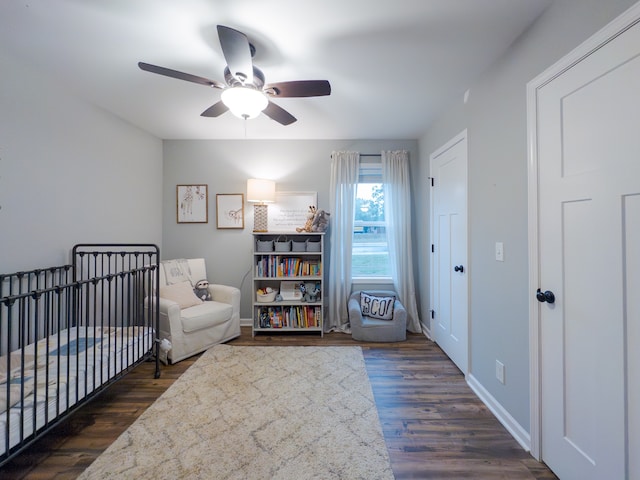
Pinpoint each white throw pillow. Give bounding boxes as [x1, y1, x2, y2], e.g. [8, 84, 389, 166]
[360, 292, 395, 320]
[161, 259, 192, 285]
[160, 281, 203, 309]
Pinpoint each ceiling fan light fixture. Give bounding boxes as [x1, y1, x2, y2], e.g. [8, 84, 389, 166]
[221, 86, 268, 119]
[139, 25, 330, 126]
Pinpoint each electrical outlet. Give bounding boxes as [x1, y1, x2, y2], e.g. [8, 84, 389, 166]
[495, 242, 504, 262]
[496, 360, 505, 384]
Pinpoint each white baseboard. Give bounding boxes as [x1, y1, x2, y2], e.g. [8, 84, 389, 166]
[240, 317, 252, 327]
[420, 322, 432, 340]
[466, 374, 531, 452]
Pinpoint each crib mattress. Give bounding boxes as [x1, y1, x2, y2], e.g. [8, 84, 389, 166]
[0, 326, 154, 455]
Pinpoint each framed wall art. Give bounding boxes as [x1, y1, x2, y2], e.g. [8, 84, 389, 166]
[268, 191, 317, 232]
[216, 193, 245, 229]
[177, 184, 208, 223]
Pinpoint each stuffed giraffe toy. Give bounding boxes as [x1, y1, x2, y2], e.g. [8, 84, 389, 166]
[296, 206, 317, 232]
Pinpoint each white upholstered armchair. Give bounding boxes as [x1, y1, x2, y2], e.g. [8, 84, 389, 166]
[154, 258, 240, 363]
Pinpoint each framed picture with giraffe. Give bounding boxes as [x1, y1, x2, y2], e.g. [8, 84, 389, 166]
[177, 184, 208, 223]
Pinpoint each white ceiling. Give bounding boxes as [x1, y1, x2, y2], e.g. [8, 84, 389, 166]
[0, 0, 552, 140]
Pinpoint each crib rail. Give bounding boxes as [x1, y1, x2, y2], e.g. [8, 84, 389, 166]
[0, 266, 73, 354]
[0, 244, 160, 466]
[72, 243, 160, 380]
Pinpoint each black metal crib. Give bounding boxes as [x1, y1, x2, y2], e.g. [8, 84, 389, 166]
[0, 244, 160, 465]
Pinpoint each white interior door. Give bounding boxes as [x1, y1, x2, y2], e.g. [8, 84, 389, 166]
[430, 131, 468, 374]
[531, 9, 640, 479]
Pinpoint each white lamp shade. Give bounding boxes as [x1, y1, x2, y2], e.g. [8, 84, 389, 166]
[221, 87, 268, 119]
[247, 179, 276, 203]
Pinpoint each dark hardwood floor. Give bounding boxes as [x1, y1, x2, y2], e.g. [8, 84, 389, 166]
[1, 327, 558, 479]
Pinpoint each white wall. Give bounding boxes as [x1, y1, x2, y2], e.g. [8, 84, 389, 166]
[0, 50, 163, 272]
[162, 139, 419, 319]
[417, 0, 638, 436]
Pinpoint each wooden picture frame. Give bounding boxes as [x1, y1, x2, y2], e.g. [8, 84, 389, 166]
[268, 191, 318, 232]
[216, 194, 245, 229]
[176, 185, 208, 223]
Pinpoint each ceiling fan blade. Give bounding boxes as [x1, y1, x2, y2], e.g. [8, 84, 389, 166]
[217, 25, 253, 85]
[265, 80, 331, 98]
[201, 101, 229, 117]
[138, 62, 224, 89]
[263, 101, 297, 125]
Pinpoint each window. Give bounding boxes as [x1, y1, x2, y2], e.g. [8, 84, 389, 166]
[352, 163, 391, 278]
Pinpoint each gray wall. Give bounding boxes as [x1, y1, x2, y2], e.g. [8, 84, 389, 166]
[0, 50, 163, 272]
[3, 0, 635, 446]
[417, 0, 637, 433]
[162, 139, 419, 319]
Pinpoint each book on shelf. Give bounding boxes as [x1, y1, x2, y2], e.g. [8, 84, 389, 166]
[256, 305, 322, 329]
[269, 307, 283, 328]
[255, 256, 322, 278]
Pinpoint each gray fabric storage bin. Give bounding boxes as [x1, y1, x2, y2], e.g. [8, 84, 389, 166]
[306, 239, 321, 252]
[256, 239, 274, 252]
[291, 239, 307, 252]
[274, 236, 292, 252]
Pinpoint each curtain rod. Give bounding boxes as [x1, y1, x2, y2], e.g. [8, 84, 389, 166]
[329, 153, 381, 158]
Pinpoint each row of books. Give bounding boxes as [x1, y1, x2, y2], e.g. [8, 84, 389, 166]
[256, 305, 322, 329]
[255, 256, 321, 278]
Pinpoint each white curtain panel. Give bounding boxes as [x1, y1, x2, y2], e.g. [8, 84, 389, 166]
[382, 150, 421, 332]
[326, 151, 360, 332]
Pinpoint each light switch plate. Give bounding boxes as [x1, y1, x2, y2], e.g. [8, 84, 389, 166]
[495, 242, 504, 261]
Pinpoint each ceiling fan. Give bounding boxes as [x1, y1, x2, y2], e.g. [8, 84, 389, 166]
[138, 25, 331, 125]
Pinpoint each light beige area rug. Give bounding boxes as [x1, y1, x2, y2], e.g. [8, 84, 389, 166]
[78, 344, 394, 480]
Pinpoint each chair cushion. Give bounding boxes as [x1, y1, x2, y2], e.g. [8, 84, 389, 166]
[180, 301, 234, 333]
[160, 281, 203, 309]
[360, 292, 395, 320]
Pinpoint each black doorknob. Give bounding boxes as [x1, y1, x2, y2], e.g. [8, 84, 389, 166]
[536, 288, 555, 304]
[454, 265, 464, 273]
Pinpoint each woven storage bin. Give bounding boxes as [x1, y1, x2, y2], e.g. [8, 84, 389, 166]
[291, 239, 307, 252]
[306, 239, 321, 252]
[257, 290, 277, 302]
[256, 239, 274, 252]
[274, 236, 291, 252]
